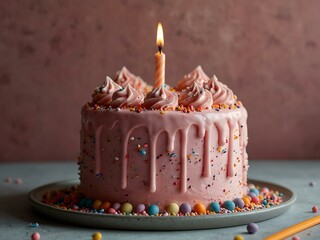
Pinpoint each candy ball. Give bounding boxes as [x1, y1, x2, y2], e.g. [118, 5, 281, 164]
[112, 202, 121, 211]
[223, 200, 235, 211]
[85, 199, 94, 208]
[233, 198, 245, 209]
[100, 201, 111, 211]
[121, 203, 133, 214]
[166, 202, 180, 214]
[270, 194, 278, 201]
[107, 207, 116, 214]
[15, 178, 22, 184]
[247, 192, 256, 198]
[31, 232, 40, 240]
[242, 196, 251, 205]
[78, 198, 87, 208]
[247, 183, 255, 189]
[292, 235, 300, 240]
[92, 232, 102, 240]
[135, 204, 145, 213]
[251, 196, 260, 204]
[249, 188, 259, 196]
[260, 187, 270, 194]
[180, 203, 192, 214]
[312, 206, 318, 213]
[209, 202, 220, 213]
[92, 200, 103, 210]
[247, 222, 259, 234]
[234, 234, 244, 240]
[148, 204, 159, 215]
[193, 203, 206, 214]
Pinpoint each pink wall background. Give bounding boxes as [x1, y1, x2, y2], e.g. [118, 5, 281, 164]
[1, 0, 320, 162]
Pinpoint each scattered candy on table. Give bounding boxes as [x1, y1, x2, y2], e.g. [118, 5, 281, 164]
[5, 177, 12, 183]
[31, 232, 40, 240]
[312, 206, 318, 213]
[292, 235, 300, 240]
[29, 223, 39, 228]
[92, 232, 102, 240]
[309, 181, 316, 187]
[234, 234, 244, 240]
[247, 222, 259, 234]
[15, 178, 22, 184]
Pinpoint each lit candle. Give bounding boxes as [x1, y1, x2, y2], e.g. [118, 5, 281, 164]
[154, 22, 165, 88]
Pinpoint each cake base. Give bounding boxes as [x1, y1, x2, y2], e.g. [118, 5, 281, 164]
[28, 179, 295, 230]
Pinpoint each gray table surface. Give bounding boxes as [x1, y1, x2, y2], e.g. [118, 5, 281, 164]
[0, 160, 319, 240]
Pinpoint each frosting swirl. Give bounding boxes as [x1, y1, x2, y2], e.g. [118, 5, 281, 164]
[110, 84, 144, 108]
[204, 75, 236, 105]
[175, 65, 210, 91]
[92, 76, 122, 106]
[178, 82, 213, 109]
[114, 66, 148, 93]
[144, 85, 178, 110]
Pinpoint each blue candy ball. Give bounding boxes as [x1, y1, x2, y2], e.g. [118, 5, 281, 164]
[78, 198, 87, 208]
[249, 188, 260, 196]
[233, 198, 245, 209]
[148, 204, 159, 215]
[209, 202, 220, 213]
[223, 200, 235, 211]
[85, 199, 93, 208]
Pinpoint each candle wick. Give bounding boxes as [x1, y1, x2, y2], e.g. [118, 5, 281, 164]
[158, 46, 162, 54]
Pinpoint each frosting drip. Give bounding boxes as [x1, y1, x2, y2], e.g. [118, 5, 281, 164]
[178, 82, 213, 109]
[114, 67, 148, 93]
[92, 77, 121, 106]
[175, 66, 210, 91]
[204, 75, 236, 105]
[110, 84, 144, 108]
[144, 85, 178, 110]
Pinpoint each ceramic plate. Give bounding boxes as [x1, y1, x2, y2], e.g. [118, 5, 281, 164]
[28, 179, 296, 230]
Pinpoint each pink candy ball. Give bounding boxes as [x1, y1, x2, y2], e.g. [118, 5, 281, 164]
[107, 207, 116, 214]
[31, 232, 40, 240]
[15, 178, 22, 185]
[251, 196, 260, 204]
[292, 236, 300, 240]
[312, 206, 318, 213]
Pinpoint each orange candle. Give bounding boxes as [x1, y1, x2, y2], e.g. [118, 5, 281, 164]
[154, 22, 165, 88]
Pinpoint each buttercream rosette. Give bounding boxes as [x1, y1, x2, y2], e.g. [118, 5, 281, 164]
[92, 76, 122, 106]
[144, 85, 178, 110]
[204, 75, 236, 105]
[178, 82, 213, 109]
[114, 66, 149, 94]
[110, 84, 144, 108]
[175, 65, 210, 91]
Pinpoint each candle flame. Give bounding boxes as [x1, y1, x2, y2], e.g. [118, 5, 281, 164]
[156, 22, 164, 48]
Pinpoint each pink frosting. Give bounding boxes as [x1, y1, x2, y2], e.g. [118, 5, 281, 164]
[110, 84, 144, 108]
[178, 82, 213, 109]
[92, 76, 122, 106]
[114, 67, 148, 93]
[175, 65, 210, 91]
[204, 75, 236, 105]
[144, 85, 178, 110]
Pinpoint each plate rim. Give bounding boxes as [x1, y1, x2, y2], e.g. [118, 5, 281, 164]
[28, 178, 296, 230]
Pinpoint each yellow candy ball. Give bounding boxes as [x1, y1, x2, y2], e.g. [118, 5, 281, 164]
[166, 202, 180, 214]
[121, 202, 133, 214]
[92, 200, 103, 210]
[92, 232, 102, 240]
[234, 234, 244, 240]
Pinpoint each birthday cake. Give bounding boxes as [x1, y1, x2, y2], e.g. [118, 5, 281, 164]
[78, 66, 248, 213]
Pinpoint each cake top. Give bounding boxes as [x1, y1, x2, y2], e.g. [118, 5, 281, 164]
[89, 66, 242, 112]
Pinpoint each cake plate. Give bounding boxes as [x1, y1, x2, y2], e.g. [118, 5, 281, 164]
[28, 179, 296, 230]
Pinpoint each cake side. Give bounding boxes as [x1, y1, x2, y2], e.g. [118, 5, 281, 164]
[79, 106, 248, 209]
